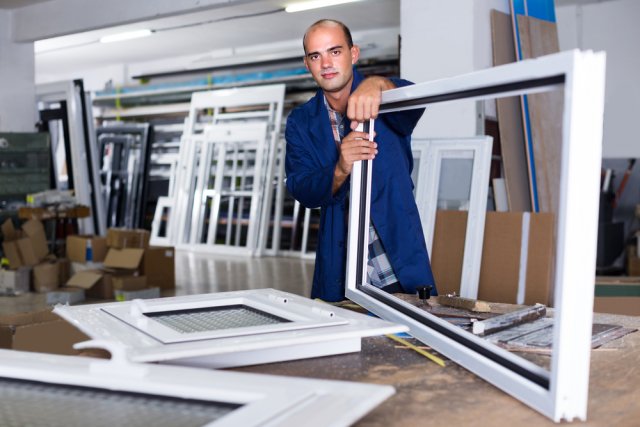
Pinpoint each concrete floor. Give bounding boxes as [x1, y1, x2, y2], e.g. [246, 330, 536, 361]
[0, 251, 315, 316]
[173, 250, 314, 297]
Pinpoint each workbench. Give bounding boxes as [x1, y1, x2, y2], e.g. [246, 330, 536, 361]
[234, 301, 640, 426]
[0, 291, 637, 426]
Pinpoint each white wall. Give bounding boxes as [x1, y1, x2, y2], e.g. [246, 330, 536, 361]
[556, 0, 640, 158]
[0, 11, 36, 132]
[400, 0, 509, 138]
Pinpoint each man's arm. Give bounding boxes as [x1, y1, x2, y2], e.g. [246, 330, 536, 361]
[286, 115, 345, 208]
[347, 76, 396, 130]
[331, 130, 377, 194]
[329, 76, 391, 195]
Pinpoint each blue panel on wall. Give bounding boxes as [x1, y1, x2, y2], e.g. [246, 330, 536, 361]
[513, 0, 556, 22]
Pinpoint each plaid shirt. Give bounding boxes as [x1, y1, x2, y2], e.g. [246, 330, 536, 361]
[325, 97, 399, 289]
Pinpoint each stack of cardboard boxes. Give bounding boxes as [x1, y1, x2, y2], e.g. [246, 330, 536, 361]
[1, 219, 69, 295]
[64, 228, 175, 302]
[1, 219, 175, 302]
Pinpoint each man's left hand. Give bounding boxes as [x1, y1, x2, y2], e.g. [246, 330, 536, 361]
[347, 76, 396, 130]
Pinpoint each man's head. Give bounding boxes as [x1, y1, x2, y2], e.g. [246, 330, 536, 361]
[302, 19, 360, 95]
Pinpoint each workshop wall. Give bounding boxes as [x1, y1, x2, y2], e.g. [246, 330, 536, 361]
[0, 10, 36, 132]
[556, 0, 640, 158]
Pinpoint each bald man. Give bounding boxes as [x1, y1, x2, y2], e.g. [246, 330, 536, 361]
[285, 19, 437, 302]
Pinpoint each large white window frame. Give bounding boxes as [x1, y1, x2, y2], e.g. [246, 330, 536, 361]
[54, 288, 406, 368]
[0, 348, 394, 427]
[346, 50, 606, 422]
[412, 137, 493, 298]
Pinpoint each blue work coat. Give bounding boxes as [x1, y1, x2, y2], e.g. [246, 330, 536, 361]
[285, 69, 436, 302]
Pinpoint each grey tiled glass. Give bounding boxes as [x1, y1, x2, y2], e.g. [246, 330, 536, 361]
[146, 305, 288, 334]
[0, 378, 240, 427]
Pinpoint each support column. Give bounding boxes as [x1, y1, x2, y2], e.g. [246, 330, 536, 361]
[0, 10, 36, 132]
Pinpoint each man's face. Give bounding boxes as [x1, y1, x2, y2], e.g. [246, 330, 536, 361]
[303, 24, 360, 94]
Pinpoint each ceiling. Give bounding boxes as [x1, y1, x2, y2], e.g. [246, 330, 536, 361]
[25, 0, 400, 81]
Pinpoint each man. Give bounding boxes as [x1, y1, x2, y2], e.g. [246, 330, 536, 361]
[285, 19, 436, 302]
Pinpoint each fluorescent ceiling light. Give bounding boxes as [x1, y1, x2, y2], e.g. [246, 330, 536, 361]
[285, 0, 364, 13]
[99, 29, 153, 44]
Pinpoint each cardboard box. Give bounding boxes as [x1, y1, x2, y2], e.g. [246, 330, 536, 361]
[0, 310, 89, 355]
[113, 275, 147, 291]
[0, 267, 31, 294]
[21, 219, 49, 261]
[1, 218, 18, 240]
[142, 246, 175, 290]
[57, 258, 70, 285]
[431, 210, 467, 296]
[478, 212, 554, 305]
[431, 211, 554, 305]
[2, 219, 49, 268]
[104, 248, 145, 271]
[33, 260, 60, 293]
[16, 237, 41, 266]
[106, 228, 150, 249]
[66, 269, 122, 300]
[2, 240, 23, 269]
[67, 270, 102, 290]
[92, 272, 114, 300]
[66, 235, 108, 263]
[594, 277, 640, 316]
[2, 220, 23, 269]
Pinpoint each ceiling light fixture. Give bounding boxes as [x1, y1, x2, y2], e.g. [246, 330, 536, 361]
[99, 29, 153, 44]
[285, 0, 364, 13]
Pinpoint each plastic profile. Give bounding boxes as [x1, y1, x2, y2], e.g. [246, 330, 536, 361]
[150, 84, 285, 257]
[177, 123, 268, 255]
[0, 348, 394, 427]
[36, 80, 106, 235]
[411, 137, 493, 298]
[345, 50, 606, 422]
[54, 288, 407, 368]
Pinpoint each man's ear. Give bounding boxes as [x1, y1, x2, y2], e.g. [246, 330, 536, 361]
[303, 56, 310, 72]
[351, 45, 360, 65]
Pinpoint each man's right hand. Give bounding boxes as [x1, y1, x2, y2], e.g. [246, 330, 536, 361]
[332, 130, 377, 194]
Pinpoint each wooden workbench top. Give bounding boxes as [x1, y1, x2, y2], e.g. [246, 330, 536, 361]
[233, 309, 640, 426]
[2, 290, 636, 425]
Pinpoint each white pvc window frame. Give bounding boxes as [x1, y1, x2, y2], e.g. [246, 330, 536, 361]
[412, 137, 493, 298]
[346, 50, 606, 422]
[179, 123, 268, 255]
[54, 288, 406, 368]
[150, 84, 285, 257]
[36, 80, 106, 235]
[0, 348, 394, 427]
[102, 291, 347, 344]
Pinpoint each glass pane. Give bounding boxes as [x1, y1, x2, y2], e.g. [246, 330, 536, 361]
[437, 157, 473, 210]
[145, 305, 290, 333]
[0, 377, 240, 427]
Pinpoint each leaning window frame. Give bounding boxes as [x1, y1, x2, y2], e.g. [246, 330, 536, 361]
[411, 137, 493, 298]
[346, 50, 606, 422]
